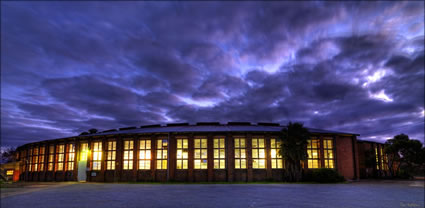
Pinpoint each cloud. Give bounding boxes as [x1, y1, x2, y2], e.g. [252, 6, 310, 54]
[1, 1, 424, 146]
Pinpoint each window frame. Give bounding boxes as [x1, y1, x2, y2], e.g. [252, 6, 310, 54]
[91, 142, 102, 171]
[213, 137, 225, 169]
[252, 137, 266, 169]
[32, 147, 39, 172]
[234, 137, 247, 169]
[271, 138, 283, 169]
[176, 138, 188, 169]
[323, 138, 335, 169]
[375, 146, 380, 170]
[38, 146, 45, 172]
[138, 139, 151, 170]
[194, 138, 208, 169]
[48, 145, 55, 171]
[123, 140, 134, 170]
[28, 148, 33, 172]
[156, 139, 168, 170]
[307, 138, 321, 169]
[106, 141, 116, 170]
[66, 144, 75, 171]
[380, 147, 388, 171]
[80, 142, 89, 161]
[55, 144, 65, 171]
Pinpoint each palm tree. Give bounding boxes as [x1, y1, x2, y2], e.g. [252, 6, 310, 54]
[279, 122, 310, 182]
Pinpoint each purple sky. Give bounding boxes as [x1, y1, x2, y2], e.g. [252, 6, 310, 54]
[1, 1, 424, 147]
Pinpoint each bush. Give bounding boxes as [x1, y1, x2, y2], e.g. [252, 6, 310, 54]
[303, 168, 346, 183]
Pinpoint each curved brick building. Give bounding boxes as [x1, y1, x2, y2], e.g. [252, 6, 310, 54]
[11, 122, 380, 182]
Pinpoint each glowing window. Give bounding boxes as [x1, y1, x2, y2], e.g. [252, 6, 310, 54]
[80, 143, 88, 161]
[48, 145, 55, 171]
[213, 138, 225, 169]
[106, 141, 116, 170]
[234, 138, 246, 169]
[323, 138, 334, 168]
[32, 147, 39, 172]
[375, 146, 380, 170]
[28, 148, 33, 172]
[381, 147, 388, 171]
[156, 139, 168, 169]
[176, 138, 188, 169]
[139, 139, 151, 170]
[6, 170, 14, 176]
[123, 140, 134, 170]
[271, 138, 283, 169]
[194, 138, 208, 169]
[92, 142, 102, 171]
[252, 138, 266, 169]
[38, 146, 45, 171]
[55, 145, 65, 171]
[66, 144, 75, 171]
[21, 150, 27, 173]
[307, 139, 320, 169]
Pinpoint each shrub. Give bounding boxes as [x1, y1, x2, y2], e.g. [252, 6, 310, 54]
[303, 168, 345, 183]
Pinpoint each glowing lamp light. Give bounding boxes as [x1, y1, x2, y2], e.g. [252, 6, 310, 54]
[80, 150, 90, 161]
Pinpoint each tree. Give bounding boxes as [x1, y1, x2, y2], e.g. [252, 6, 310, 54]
[0, 147, 17, 164]
[364, 149, 376, 176]
[88, 129, 98, 134]
[279, 122, 310, 182]
[79, 132, 89, 136]
[384, 134, 425, 178]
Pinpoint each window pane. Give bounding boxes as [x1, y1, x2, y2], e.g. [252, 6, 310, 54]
[259, 139, 264, 148]
[140, 140, 145, 149]
[201, 139, 207, 148]
[235, 149, 240, 158]
[183, 160, 188, 169]
[195, 150, 201, 158]
[214, 160, 219, 169]
[253, 149, 258, 158]
[252, 139, 258, 148]
[241, 159, 246, 169]
[220, 160, 225, 169]
[220, 149, 225, 159]
[177, 139, 182, 149]
[259, 149, 265, 158]
[182, 139, 188, 149]
[194, 160, 200, 169]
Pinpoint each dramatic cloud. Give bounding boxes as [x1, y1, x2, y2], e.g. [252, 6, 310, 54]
[1, 1, 424, 146]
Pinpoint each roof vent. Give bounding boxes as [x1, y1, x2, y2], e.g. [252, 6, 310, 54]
[118, 126, 137, 131]
[140, 124, 162, 128]
[166, 123, 189, 127]
[227, 122, 252, 126]
[196, 122, 221, 126]
[257, 122, 280, 126]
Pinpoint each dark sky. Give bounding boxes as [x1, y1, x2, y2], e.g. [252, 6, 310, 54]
[1, 1, 424, 147]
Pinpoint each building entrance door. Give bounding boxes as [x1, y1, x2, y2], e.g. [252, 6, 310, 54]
[78, 161, 87, 182]
[78, 144, 89, 182]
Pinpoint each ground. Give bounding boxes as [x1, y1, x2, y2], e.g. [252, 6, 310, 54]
[1, 180, 424, 208]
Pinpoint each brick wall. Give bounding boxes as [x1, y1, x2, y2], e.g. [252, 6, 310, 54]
[17, 132, 360, 182]
[336, 136, 357, 180]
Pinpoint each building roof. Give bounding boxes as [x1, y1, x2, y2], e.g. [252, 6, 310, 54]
[87, 122, 359, 137]
[17, 122, 359, 149]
